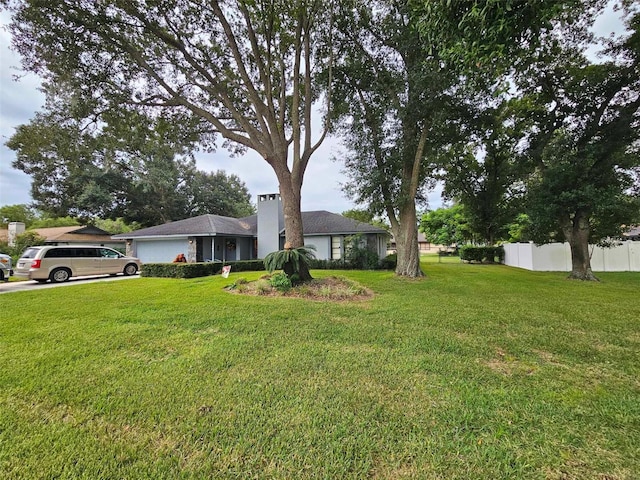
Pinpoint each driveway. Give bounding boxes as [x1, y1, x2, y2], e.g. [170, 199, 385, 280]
[0, 274, 141, 294]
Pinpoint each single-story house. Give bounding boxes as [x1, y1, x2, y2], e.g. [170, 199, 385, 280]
[387, 231, 445, 255]
[623, 225, 640, 241]
[113, 194, 390, 263]
[3, 223, 124, 250]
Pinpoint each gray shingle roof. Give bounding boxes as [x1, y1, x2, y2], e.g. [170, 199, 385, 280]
[300, 211, 388, 235]
[113, 214, 254, 238]
[114, 211, 388, 239]
[624, 225, 640, 238]
[238, 211, 388, 236]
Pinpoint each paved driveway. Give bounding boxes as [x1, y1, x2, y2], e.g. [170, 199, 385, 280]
[0, 274, 141, 294]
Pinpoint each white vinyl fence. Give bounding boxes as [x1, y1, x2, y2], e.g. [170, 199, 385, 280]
[503, 241, 640, 272]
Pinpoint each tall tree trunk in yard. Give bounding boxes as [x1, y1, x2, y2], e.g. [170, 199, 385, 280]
[392, 201, 423, 277]
[386, 126, 428, 279]
[272, 159, 313, 281]
[562, 210, 598, 281]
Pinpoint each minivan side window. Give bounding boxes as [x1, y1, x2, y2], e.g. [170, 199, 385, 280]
[43, 248, 100, 258]
[75, 248, 99, 258]
[99, 248, 121, 258]
[45, 248, 74, 258]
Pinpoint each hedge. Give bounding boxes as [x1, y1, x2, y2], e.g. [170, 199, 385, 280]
[141, 260, 264, 279]
[141, 254, 397, 279]
[459, 245, 505, 263]
[309, 253, 397, 271]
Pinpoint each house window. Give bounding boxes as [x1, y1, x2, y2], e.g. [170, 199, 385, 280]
[331, 236, 342, 260]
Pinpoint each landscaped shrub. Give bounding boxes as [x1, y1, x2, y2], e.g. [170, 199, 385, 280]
[141, 262, 222, 278]
[308, 259, 351, 270]
[379, 253, 397, 270]
[226, 260, 265, 272]
[264, 245, 316, 278]
[343, 234, 380, 270]
[488, 246, 505, 263]
[459, 246, 484, 263]
[269, 272, 292, 292]
[142, 259, 264, 278]
[459, 245, 505, 263]
[142, 252, 395, 279]
[310, 253, 396, 271]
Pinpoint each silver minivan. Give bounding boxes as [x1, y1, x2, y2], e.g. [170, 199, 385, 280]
[14, 245, 142, 283]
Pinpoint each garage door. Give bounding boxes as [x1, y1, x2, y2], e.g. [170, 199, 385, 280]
[135, 239, 189, 263]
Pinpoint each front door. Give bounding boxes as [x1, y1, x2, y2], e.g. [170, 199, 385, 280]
[196, 238, 204, 262]
[225, 239, 237, 261]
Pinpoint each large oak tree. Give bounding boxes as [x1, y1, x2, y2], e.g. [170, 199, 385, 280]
[518, 14, 640, 280]
[333, 0, 457, 277]
[3, 0, 337, 279]
[437, 98, 528, 245]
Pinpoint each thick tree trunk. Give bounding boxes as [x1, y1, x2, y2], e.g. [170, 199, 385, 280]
[394, 203, 424, 278]
[563, 211, 599, 281]
[274, 165, 313, 281]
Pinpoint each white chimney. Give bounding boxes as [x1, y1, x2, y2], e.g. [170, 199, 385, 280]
[8, 222, 26, 247]
[257, 194, 284, 258]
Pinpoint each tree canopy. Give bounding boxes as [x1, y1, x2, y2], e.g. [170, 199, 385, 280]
[333, 0, 609, 277]
[6, 107, 255, 227]
[341, 209, 390, 231]
[438, 98, 527, 245]
[515, 11, 640, 280]
[419, 205, 472, 247]
[0, 204, 36, 228]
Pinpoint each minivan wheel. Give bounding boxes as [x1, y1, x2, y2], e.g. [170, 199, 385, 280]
[50, 268, 71, 283]
[123, 263, 138, 276]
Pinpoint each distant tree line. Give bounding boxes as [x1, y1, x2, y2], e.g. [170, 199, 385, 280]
[6, 107, 254, 227]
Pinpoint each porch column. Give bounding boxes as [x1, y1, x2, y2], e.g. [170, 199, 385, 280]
[187, 237, 197, 263]
[236, 238, 242, 261]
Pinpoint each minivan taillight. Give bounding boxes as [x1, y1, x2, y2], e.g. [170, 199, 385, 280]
[31, 259, 41, 269]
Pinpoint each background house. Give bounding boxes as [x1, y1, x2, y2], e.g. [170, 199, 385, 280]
[3, 223, 124, 249]
[114, 194, 389, 263]
[387, 232, 444, 255]
[623, 225, 640, 241]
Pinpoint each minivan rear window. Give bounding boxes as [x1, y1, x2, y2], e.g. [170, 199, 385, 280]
[20, 247, 41, 259]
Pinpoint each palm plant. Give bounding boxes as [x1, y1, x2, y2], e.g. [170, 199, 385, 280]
[264, 243, 316, 282]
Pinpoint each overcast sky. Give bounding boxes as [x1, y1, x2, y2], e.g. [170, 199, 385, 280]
[0, 5, 627, 217]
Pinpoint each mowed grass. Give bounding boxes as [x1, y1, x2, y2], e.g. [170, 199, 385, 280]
[0, 263, 638, 479]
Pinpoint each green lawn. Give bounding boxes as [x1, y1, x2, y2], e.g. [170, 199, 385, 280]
[1, 263, 638, 479]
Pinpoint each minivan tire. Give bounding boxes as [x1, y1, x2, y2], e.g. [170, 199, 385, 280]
[50, 268, 71, 283]
[123, 263, 138, 276]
